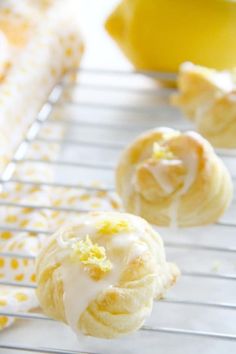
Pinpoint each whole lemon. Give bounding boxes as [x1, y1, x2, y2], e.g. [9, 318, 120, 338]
[105, 0, 236, 72]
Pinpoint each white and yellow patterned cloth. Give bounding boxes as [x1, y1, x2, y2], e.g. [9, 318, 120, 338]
[0, 0, 84, 172]
[0, 0, 118, 330]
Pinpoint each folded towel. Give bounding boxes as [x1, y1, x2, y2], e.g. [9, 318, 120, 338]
[0, 0, 84, 173]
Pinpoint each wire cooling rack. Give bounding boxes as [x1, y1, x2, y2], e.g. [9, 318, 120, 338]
[0, 68, 236, 354]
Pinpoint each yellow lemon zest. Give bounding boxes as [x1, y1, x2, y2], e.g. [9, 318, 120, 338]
[71, 236, 112, 280]
[97, 219, 133, 235]
[152, 143, 174, 160]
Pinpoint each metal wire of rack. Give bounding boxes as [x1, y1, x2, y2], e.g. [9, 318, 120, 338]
[0, 68, 236, 354]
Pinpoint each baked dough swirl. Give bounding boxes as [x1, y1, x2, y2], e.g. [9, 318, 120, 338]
[172, 62, 236, 148]
[36, 212, 179, 338]
[116, 128, 233, 227]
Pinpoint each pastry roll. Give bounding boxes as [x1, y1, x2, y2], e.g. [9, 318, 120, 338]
[197, 91, 236, 148]
[0, 0, 83, 172]
[172, 62, 236, 148]
[36, 212, 179, 338]
[116, 128, 233, 227]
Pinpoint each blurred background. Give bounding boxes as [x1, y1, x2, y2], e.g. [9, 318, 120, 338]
[74, 0, 130, 70]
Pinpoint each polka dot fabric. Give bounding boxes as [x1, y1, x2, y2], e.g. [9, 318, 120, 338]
[0, 288, 38, 329]
[0, 0, 84, 173]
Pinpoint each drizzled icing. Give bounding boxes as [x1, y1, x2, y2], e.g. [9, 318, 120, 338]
[181, 62, 235, 92]
[145, 160, 181, 194]
[169, 149, 198, 227]
[122, 128, 181, 217]
[56, 214, 151, 335]
[145, 156, 198, 227]
[132, 129, 199, 227]
[61, 257, 116, 334]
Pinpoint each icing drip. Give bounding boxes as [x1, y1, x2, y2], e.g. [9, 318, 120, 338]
[62, 259, 117, 333]
[212, 72, 235, 92]
[133, 130, 199, 227]
[145, 160, 181, 194]
[169, 150, 198, 228]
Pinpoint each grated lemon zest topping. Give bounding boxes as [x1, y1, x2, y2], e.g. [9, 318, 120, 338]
[71, 235, 112, 279]
[152, 142, 174, 160]
[97, 219, 133, 235]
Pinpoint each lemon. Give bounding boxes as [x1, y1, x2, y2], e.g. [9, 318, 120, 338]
[105, 0, 236, 72]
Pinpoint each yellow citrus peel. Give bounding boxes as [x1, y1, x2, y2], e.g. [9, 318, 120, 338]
[71, 235, 112, 280]
[97, 219, 133, 235]
[152, 143, 174, 160]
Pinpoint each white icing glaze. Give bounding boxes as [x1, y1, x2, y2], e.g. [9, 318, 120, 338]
[181, 62, 235, 92]
[56, 214, 151, 335]
[152, 127, 176, 135]
[169, 148, 198, 227]
[185, 130, 210, 147]
[133, 129, 199, 227]
[61, 256, 121, 334]
[179, 150, 198, 195]
[213, 72, 234, 92]
[129, 128, 182, 216]
[126, 242, 148, 264]
[168, 134, 198, 227]
[144, 160, 181, 194]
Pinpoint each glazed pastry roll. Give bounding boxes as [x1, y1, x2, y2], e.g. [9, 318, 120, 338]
[197, 91, 236, 148]
[36, 212, 179, 338]
[172, 62, 236, 148]
[172, 62, 236, 118]
[0, 0, 83, 172]
[116, 128, 233, 227]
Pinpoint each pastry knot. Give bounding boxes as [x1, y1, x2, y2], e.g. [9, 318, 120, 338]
[36, 212, 179, 338]
[133, 130, 201, 202]
[116, 127, 233, 227]
[172, 62, 236, 148]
